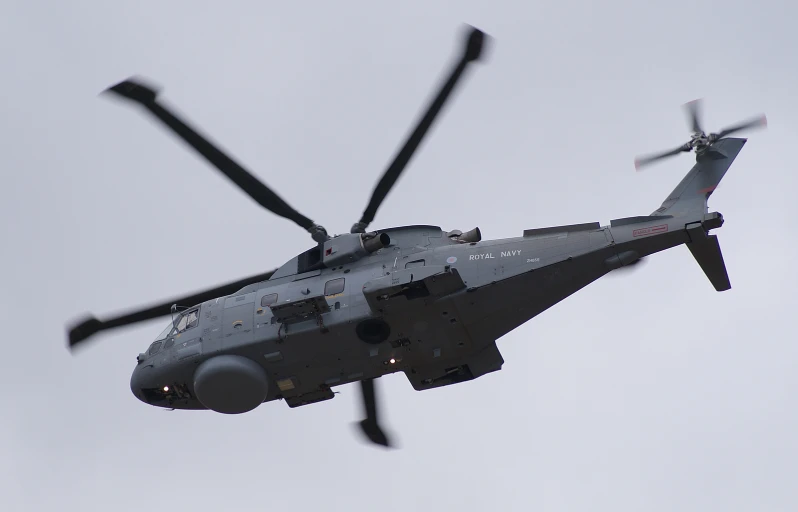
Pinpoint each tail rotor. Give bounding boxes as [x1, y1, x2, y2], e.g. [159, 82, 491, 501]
[634, 99, 766, 171]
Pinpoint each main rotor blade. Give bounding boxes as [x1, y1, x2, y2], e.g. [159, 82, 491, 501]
[357, 378, 392, 447]
[104, 79, 327, 242]
[634, 143, 692, 171]
[352, 25, 488, 233]
[713, 114, 767, 139]
[684, 98, 703, 134]
[67, 269, 276, 351]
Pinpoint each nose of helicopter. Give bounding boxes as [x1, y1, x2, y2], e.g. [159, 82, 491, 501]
[129, 362, 150, 404]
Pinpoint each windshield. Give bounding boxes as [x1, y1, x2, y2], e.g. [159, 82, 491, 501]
[154, 321, 175, 342]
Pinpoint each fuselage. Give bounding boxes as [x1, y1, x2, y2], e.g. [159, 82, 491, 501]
[129, 213, 699, 413]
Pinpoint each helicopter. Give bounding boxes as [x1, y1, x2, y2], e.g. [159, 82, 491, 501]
[67, 24, 766, 448]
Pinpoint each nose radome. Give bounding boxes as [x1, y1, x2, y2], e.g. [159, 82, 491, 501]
[130, 364, 147, 404]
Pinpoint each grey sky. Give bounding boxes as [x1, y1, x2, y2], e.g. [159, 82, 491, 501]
[3, 1, 797, 511]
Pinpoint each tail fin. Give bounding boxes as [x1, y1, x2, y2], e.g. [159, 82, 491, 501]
[652, 137, 747, 292]
[651, 137, 747, 218]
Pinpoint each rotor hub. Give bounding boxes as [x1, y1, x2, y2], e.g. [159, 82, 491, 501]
[689, 132, 710, 151]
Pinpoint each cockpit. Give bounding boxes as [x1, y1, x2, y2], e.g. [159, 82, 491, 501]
[142, 307, 200, 359]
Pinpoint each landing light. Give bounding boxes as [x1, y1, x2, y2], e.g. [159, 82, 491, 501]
[163, 386, 169, 392]
[389, 358, 396, 364]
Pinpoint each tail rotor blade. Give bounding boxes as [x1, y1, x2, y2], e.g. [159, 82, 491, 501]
[352, 25, 489, 234]
[714, 114, 767, 139]
[634, 143, 692, 171]
[684, 98, 703, 133]
[636, 100, 766, 171]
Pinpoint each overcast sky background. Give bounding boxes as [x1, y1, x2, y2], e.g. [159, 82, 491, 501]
[2, 1, 797, 511]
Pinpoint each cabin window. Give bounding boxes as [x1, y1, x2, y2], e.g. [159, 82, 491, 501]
[324, 277, 345, 297]
[260, 293, 278, 307]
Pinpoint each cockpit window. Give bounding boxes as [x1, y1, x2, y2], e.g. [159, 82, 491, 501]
[175, 308, 199, 334]
[149, 341, 162, 355]
[175, 313, 189, 332]
[178, 309, 198, 331]
[154, 322, 173, 342]
[152, 307, 201, 342]
[185, 309, 199, 329]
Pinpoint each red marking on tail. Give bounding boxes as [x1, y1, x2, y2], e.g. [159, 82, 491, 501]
[699, 185, 717, 194]
[633, 224, 669, 237]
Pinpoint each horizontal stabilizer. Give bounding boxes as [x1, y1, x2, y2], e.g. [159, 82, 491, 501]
[685, 223, 730, 292]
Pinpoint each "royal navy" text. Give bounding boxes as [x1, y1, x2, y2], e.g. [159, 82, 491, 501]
[469, 249, 522, 261]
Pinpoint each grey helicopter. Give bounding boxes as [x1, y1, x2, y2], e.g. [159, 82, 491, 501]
[67, 25, 766, 448]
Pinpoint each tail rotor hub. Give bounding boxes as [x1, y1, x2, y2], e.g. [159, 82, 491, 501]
[690, 132, 710, 152]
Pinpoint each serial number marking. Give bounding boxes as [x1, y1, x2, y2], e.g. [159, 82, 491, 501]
[527, 258, 540, 263]
[633, 224, 668, 237]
